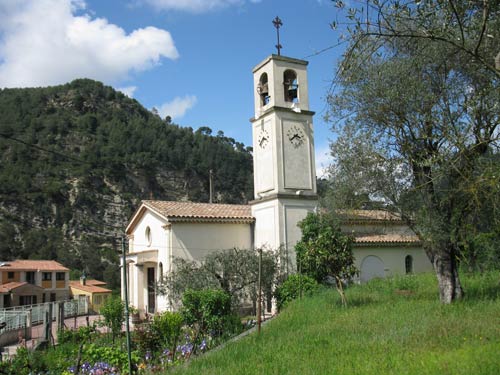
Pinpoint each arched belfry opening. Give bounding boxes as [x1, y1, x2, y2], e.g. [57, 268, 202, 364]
[257, 73, 270, 106]
[283, 69, 298, 103]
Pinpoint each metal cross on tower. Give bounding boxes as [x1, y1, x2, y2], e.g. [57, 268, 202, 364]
[272, 16, 283, 55]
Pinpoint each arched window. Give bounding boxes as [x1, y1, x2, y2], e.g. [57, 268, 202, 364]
[257, 73, 270, 106]
[145, 226, 152, 246]
[405, 255, 413, 274]
[283, 70, 298, 103]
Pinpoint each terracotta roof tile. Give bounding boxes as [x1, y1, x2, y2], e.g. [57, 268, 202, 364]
[85, 279, 107, 286]
[143, 200, 254, 222]
[0, 281, 28, 293]
[337, 209, 403, 222]
[336, 210, 401, 221]
[0, 260, 69, 272]
[70, 281, 111, 294]
[354, 233, 421, 244]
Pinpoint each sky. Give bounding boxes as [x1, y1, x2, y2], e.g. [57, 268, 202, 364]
[0, 0, 349, 177]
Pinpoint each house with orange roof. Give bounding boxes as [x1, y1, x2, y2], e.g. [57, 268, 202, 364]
[0, 260, 70, 308]
[69, 277, 112, 313]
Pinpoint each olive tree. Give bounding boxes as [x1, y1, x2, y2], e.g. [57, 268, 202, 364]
[327, 0, 499, 303]
[158, 247, 279, 312]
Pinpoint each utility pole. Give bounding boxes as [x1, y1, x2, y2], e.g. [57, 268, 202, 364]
[257, 247, 262, 334]
[122, 236, 133, 375]
[209, 169, 214, 203]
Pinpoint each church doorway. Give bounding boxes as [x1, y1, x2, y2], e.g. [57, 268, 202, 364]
[360, 255, 385, 282]
[147, 267, 155, 314]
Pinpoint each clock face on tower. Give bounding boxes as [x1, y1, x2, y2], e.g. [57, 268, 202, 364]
[286, 125, 305, 148]
[258, 129, 270, 149]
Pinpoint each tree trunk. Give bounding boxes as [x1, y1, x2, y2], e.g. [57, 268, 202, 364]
[335, 276, 347, 307]
[431, 245, 464, 303]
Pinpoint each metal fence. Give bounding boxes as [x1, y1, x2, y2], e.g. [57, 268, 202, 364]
[0, 310, 30, 332]
[0, 299, 89, 346]
[1, 300, 88, 324]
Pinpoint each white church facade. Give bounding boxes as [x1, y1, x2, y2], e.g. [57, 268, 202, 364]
[123, 54, 432, 315]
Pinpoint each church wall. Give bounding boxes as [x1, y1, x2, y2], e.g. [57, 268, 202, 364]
[252, 115, 276, 195]
[171, 222, 253, 262]
[252, 111, 317, 198]
[127, 209, 170, 315]
[353, 246, 433, 282]
[252, 199, 279, 250]
[130, 210, 168, 255]
[252, 197, 317, 271]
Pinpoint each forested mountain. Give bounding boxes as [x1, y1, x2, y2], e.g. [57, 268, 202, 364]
[0, 79, 253, 289]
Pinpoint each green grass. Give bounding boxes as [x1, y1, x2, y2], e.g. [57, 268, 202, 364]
[173, 272, 500, 375]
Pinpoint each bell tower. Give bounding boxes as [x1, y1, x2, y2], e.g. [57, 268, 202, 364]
[250, 52, 318, 262]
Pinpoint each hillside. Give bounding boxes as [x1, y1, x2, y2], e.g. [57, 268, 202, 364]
[0, 79, 253, 288]
[174, 272, 500, 375]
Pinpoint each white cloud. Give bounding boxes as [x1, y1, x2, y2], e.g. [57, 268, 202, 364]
[315, 144, 332, 179]
[142, 0, 255, 13]
[117, 86, 137, 97]
[0, 0, 179, 88]
[157, 95, 197, 119]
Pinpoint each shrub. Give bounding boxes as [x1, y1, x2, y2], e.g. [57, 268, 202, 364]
[58, 325, 95, 344]
[221, 313, 244, 338]
[275, 274, 319, 311]
[99, 296, 124, 342]
[132, 323, 160, 357]
[182, 289, 232, 336]
[151, 311, 184, 350]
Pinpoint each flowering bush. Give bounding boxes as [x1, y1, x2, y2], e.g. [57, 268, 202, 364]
[66, 361, 119, 374]
[1, 323, 223, 375]
[2, 290, 249, 374]
[135, 328, 212, 373]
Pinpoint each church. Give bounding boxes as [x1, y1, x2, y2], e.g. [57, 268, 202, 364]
[122, 53, 432, 315]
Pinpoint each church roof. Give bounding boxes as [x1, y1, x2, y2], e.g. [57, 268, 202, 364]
[337, 209, 403, 223]
[143, 200, 253, 221]
[353, 233, 421, 246]
[127, 200, 254, 233]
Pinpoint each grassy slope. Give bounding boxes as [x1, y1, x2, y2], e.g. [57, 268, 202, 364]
[174, 272, 500, 375]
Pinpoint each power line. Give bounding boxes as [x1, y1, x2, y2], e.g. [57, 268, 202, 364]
[0, 132, 89, 165]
